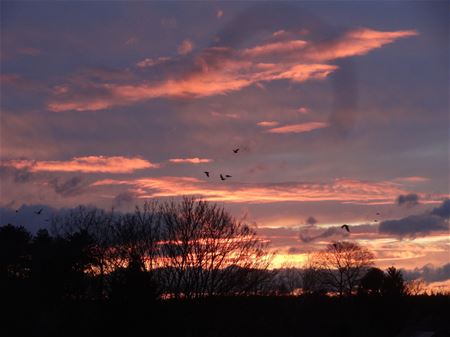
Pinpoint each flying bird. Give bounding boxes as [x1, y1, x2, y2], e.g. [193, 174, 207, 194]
[220, 174, 226, 181]
[233, 148, 240, 153]
[374, 219, 378, 223]
[15, 209, 19, 213]
[376, 212, 380, 215]
[341, 224, 350, 232]
[225, 175, 232, 178]
[204, 171, 210, 177]
[34, 208, 43, 215]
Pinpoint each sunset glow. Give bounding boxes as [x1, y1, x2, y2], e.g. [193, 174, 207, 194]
[1, 1, 448, 291]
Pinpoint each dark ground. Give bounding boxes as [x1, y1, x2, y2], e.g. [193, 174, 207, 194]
[1, 295, 449, 337]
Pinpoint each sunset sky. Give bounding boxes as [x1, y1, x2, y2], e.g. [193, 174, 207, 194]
[1, 1, 448, 286]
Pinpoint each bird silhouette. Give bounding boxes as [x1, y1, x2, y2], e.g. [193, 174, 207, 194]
[34, 208, 43, 215]
[225, 175, 232, 178]
[233, 148, 239, 153]
[15, 209, 19, 213]
[376, 212, 380, 215]
[220, 174, 226, 181]
[341, 224, 350, 232]
[374, 219, 378, 222]
[204, 171, 210, 177]
[44, 219, 50, 222]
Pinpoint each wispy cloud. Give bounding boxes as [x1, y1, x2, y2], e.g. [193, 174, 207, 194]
[178, 39, 194, 55]
[266, 122, 329, 134]
[169, 157, 213, 164]
[47, 28, 417, 112]
[136, 56, 171, 68]
[2, 156, 157, 173]
[395, 176, 430, 183]
[304, 28, 418, 61]
[297, 107, 310, 114]
[92, 177, 408, 204]
[241, 40, 307, 58]
[257, 121, 279, 127]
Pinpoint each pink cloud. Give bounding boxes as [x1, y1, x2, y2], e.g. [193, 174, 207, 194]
[305, 28, 418, 61]
[211, 111, 240, 119]
[257, 121, 279, 127]
[241, 40, 307, 57]
[297, 107, 310, 114]
[47, 28, 417, 112]
[267, 122, 329, 134]
[3, 156, 157, 173]
[136, 56, 171, 68]
[92, 177, 409, 204]
[136, 58, 156, 68]
[395, 176, 430, 183]
[169, 157, 213, 164]
[178, 39, 194, 55]
[216, 9, 224, 18]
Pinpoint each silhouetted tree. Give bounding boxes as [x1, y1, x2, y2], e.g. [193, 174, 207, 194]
[160, 197, 270, 298]
[359, 267, 385, 295]
[382, 266, 406, 297]
[269, 268, 303, 295]
[0, 224, 31, 281]
[405, 279, 426, 296]
[301, 256, 329, 295]
[109, 202, 161, 297]
[310, 241, 374, 296]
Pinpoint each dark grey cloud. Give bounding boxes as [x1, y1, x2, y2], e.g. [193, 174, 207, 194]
[397, 193, 420, 207]
[431, 198, 450, 219]
[48, 176, 84, 197]
[299, 226, 348, 243]
[0, 166, 33, 183]
[403, 263, 450, 283]
[113, 190, 137, 209]
[305, 216, 317, 226]
[379, 199, 449, 237]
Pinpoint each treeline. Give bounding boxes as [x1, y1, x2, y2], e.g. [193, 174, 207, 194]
[1, 198, 272, 302]
[1, 198, 449, 337]
[0, 198, 435, 303]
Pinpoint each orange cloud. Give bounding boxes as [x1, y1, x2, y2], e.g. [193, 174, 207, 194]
[136, 56, 172, 68]
[395, 176, 430, 183]
[241, 40, 307, 57]
[47, 28, 417, 112]
[48, 61, 336, 112]
[3, 156, 157, 173]
[169, 158, 213, 164]
[257, 121, 279, 127]
[92, 177, 408, 204]
[266, 122, 329, 134]
[178, 39, 194, 55]
[305, 28, 418, 61]
[297, 107, 310, 114]
[136, 58, 156, 68]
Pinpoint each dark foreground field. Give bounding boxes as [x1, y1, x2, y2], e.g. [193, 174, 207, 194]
[2, 295, 449, 337]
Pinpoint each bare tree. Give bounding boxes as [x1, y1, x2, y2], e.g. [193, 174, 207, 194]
[406, 279, 426, 296]
[50, 206, 116, 298]
[48, 198, 271, 299]
[310, 241, 374, 296]
[111, 201, 162, 272]
[160, 197, 270, 298]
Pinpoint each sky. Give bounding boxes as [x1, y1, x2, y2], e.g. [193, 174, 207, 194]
[0, 1, 449, 286]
